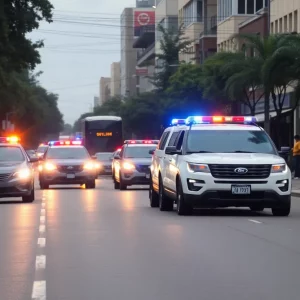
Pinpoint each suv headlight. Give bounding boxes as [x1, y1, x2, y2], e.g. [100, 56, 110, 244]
[187, 163, 210, 173]
[15, 168, 31, 179]
[271, 164, 286, 173]
[123, 162, 135, 171]
[84, 162, 95, 170]
[44, 162, 57, 171]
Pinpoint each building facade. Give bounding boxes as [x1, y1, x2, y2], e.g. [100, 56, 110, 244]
[93, 96, 100, 108]
[99, 77, 111, 105]
[120, 8, 137, 98]
[110, 62, 121, 96]
[217, 0, 269, 51]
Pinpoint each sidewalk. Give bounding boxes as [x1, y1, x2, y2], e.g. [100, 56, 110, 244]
[292, 179, 300, 197]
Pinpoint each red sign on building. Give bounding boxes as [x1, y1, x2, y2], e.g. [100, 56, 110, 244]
[133, 10, 155, 37]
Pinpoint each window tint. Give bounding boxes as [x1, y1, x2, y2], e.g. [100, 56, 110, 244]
[175, 131, 185, 150]
[46, 147, 90, 159]
[0, 146, 25, 162]
[168, 132, 180, 146]
[96, 153, 113, 160]
[186, 130, 276, 154]
[159, 131, 170, 150]
[37, 146, 48, 153]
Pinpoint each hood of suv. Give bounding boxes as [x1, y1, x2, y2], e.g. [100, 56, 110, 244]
[185, 153, 285, 165]
[123, 158, 152, 165]
[46, 159, 89, 165]
[0, 161, 27, 173]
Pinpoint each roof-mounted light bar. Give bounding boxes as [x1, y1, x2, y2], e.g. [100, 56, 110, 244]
[171, 119, 186, 126]
[0, 136, 20, 144]
[185, 116, 257, 125]
[124, 140, 159, 145]
[48, 140, 82, 146]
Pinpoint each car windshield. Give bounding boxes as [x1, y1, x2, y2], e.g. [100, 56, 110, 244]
[0, 146, 25, 162]
[96, 153, 113, 161]
[46, 147, 90, 159]
[186, 130, 277, 154]
[124, 146, 156, 158]
[37, 146, 48, 153]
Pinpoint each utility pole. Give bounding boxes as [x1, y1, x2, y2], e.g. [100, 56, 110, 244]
[264, 0, 271, 134]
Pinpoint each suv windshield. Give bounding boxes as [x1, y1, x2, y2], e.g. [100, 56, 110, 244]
[187, 130, 276, 154]
[0, 146, 25, 162]
[124, 146, 156, 158]
[46, 147, 90, 159]
[96, 153, 113, 161]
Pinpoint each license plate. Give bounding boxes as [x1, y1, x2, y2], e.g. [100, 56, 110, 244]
[67, 174, 75, 179]
[231, 185, 251, 194]
[145, 174, 150, 179]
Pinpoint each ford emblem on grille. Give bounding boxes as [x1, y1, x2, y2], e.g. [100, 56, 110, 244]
[67, 166, 73, 169]
[234, 167, 248, 174]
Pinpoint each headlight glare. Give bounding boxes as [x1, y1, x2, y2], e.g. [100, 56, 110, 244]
[15, 168, 31, 179]
[187, 163, 210, 173]
[271, 164, 286, 173]
[123, 162, 135, 171]
[84, 162, 95, 170]
[45, 162, 57, 171]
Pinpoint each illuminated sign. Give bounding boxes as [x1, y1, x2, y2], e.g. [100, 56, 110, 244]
[96, 132, 113, 137]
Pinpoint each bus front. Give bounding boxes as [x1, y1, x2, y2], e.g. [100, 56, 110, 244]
[83, 116, 122, 155]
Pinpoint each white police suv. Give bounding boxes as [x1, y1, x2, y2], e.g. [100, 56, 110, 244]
[149, 116, 291, 216]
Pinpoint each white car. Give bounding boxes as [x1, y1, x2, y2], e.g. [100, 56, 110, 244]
[149, 116, 292, 216]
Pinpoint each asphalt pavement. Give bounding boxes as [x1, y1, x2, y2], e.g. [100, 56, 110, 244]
[1, 177, 300, 300]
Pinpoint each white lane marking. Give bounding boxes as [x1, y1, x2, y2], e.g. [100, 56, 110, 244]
[42, 197, 46, 201]
[32, 281, 46, 300]
[37, 238, 46, 247]
[35, 255, 46, 270]
[40, 216, 46, 223]
[41, 202, 46, 208]
[40, 208, 46, 215]
[248, 219, 262, 224]
[39, 225, 45, 233]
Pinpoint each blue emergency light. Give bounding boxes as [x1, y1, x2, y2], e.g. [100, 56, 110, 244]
[171, 119, 186, 126]
[185, 116, 257, 125]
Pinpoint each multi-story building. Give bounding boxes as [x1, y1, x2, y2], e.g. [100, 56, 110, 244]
[110, 62, 121, 97]
[99, 77, 111, 105]
[132, 8, 156, 93]
[217, 0, 269, 51]
[120, 8, 137, 98]
[93, 96, 100, 108]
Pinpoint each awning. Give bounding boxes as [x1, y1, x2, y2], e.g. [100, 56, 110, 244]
[255, 108, 293, 122]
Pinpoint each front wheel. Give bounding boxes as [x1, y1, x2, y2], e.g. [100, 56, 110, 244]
[176, 177, 193, 216]
[272, 203, 291, 216]
[40, 181, 49, 190]
[22, 186, 35, 203]
[158, 176, 173, 211]
[86, 180, 96, 189]
[119, 172, 127, 190]
[149, 177, 159, 207]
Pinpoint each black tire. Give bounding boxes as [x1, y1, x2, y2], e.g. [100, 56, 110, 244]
[149, 177, 159, 207]
[119, 172, 127, 190]
[22, 186, 35, 203]
[40, 181, 49, 190]
[158, 176, 173, 211]
[114, 181, 120, 189]
[272, 202, 291, 216]
[86, 180, 96, 189]
[250, 206, 264, 212]
[176, 177, 193, 215]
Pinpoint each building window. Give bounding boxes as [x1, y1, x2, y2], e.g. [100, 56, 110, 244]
[284, 15, 288, 32]
[256, 0, 263, 11]
[183, 0, 203, 27]
[289, 13, 293, 32]
[238, 0, 245, 14]
[237, 0, 267, 15]
[247, 0, 254, 14]
[294, 10, 298, 32]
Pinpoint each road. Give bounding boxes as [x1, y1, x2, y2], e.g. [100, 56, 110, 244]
[0, 178, 300, 300]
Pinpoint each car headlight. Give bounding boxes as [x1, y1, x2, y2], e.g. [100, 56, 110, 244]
[187, 163, 210, 173]
[123, 162, 135, 171]
[95, 163, 101, 169]
[44, 162, 57, 171]
[15, 168, 32, 179]
[271, 164, 286, 173]
[84, 162, 95, 170]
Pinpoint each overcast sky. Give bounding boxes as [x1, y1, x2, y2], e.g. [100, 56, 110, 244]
[29, 0, 135, 125]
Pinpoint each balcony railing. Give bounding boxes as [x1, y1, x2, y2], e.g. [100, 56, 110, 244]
[199, 27, 217, 38]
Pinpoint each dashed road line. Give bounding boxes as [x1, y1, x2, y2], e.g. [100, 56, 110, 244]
[32, 192, 47, 300]
[248, 219, 262, 224]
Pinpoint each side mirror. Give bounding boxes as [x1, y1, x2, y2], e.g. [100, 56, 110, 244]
[30, 157, 39, 163]
[114, 154, 121, 159]
[149, 149, 155, 155]
[91, 155, 97, 160]
[165, 146, 181, 155]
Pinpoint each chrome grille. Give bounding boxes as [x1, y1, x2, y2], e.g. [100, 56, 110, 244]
[135, 165, 150, 173]
[209, 164, 271, 179]
[57, 165, 83, 173]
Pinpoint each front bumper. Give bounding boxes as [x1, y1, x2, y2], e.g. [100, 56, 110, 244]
[181, 172, 291, 208]
[98, 165, 112, 175]
[0, 179, 33, 198]
[121, 170, 150, 185]
[40, 170, 96, 185]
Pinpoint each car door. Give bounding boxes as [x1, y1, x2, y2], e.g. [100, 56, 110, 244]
[168, 131, 185, 192]
[162, 131, 180, 190]
[114, 147, 124, 181]
[152, 130, 171, 190]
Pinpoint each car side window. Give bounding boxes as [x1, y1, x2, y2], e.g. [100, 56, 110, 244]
[159, 131, 170, 150]
[175, 131, 185, 150]
[168, 132, 180, 147]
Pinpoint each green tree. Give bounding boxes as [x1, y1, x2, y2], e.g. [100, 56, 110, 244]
[93, 96, 123, 116]
[151, 24, 193, 91]
[73, 112, 94, 133]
